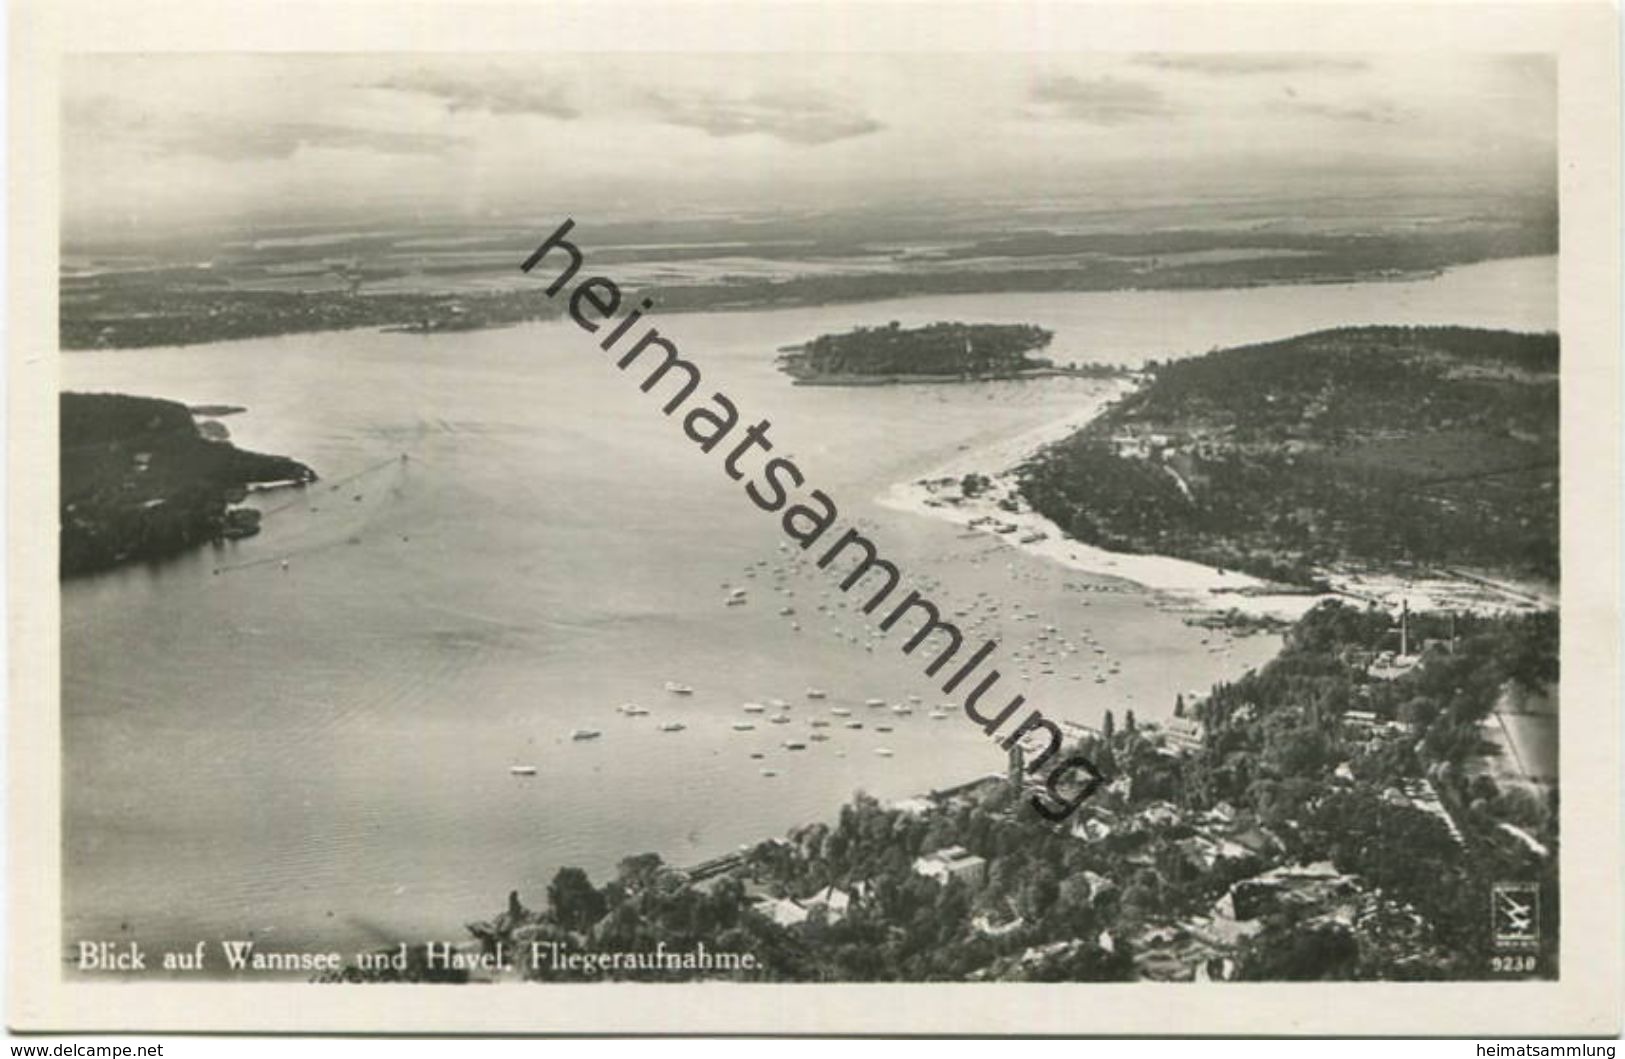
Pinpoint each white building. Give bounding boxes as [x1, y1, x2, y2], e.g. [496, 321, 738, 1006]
[912, 845, 988, 887]
[800, 885, 853, 923]
[752, 896, 809, 928]
[1164, 715, 1206, 751]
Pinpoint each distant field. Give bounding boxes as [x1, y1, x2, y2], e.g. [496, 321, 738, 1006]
[59, 204, 1556, 349]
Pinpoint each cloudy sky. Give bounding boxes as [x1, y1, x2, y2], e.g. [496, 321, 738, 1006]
[62, 52, 1556, 237]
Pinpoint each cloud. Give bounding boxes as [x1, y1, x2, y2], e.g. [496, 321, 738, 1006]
[1029, 75, 1178, 125]
[1281, 98, 1409, 125]
[65, 94, 464, 159]
[1487, 54, 1556, 91]
[1134, 54, 1370, 77]
[174, 122, 463, 160]
[372, 70, 580, 119]
[643, 89, 882, 145]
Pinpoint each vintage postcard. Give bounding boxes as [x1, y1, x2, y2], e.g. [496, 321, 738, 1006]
[8, 0, 1621, 1037]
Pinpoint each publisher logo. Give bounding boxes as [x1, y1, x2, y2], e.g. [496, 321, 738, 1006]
[1491, 882, 1539, 950]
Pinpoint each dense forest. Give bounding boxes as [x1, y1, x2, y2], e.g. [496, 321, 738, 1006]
[60, 392, 316, 576]
[778, 321, 1056, 380]
[1018, 326, 1559, 586]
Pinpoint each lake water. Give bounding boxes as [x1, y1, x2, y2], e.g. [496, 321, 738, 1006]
[60, 255, 1556, 972]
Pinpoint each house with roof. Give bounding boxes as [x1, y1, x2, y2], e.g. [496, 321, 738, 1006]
[912, 845, 988, 887]
[1164, 715, 1206, 752]
[1227, 861, 1358, 921]
[971, 912, 1025, 938]
[1070, 815, 1116, 844]
[751, 895, 809, 928]
[800, 885, 854, 924]
[889, 796, 935, 817]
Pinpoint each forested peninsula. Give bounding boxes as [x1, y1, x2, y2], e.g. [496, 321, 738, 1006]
[60, 392, 316, 576]
[1017, 326, 1558, 588]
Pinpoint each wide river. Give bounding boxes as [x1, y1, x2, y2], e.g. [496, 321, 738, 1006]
[61, 255, 1555, 972]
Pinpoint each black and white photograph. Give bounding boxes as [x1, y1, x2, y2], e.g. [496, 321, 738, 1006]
[9, 0, 1621, 1038]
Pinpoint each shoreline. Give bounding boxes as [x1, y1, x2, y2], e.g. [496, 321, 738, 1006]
[784, 366, 1122, 387]
[878, 377, 1554, 621]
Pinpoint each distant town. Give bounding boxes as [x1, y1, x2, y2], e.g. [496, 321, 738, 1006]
[60, 210, 1555, 352]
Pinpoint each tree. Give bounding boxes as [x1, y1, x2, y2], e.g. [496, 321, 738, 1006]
[547, 866, 607, 932]
[616, 852, 666, 893]
[1238, 912, 1360, 980]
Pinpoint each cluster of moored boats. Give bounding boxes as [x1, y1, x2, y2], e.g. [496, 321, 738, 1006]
[728, 538, 1137, 690]
[508, 532, 1172, 780]
[509, 680, 930, 778]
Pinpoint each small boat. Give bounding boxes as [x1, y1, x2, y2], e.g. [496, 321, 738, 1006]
[875, 724, 893, 733]
[874, 748, 895, 757]
[571, 729, 602, 741]
[928, 710, 949, 720]
[658, 722, 686, 732]
[865, 698, 886, 708]
[891, 704, 913, 715]
[769, 698, 789, 709]
[769, 715, 791, 725]
[830, 706, 852, 716]
[808, 718, 830, 728]
[742, 702, 766, 713]
[806, 688, 827, 699]
[845, 721, 864, 730]
[618, 703, 649, 716]
[809, 732, 830, 742]
[732, 722, 756, 731]
[665, 681, 694, 695]
[783, 740, 806, 750]
[760, 768, 778, 777]
[509, 765, 538, 776]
